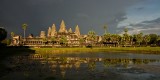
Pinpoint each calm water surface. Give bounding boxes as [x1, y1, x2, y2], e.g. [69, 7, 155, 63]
[1, 52, 160, 80]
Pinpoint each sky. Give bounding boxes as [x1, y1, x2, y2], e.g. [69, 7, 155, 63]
[0, 0, 160, 37]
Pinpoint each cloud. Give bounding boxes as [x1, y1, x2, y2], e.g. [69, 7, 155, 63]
[129, 28, 160, 35]
[142, 18, 160, 24]
[0, 0, 146, 36]
[135, 7, 145, 11]
[118, 17, 160, 35]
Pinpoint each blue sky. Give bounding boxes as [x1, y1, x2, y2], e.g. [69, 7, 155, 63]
[0, 0, 160, 36]
[118, 0, 160, 34]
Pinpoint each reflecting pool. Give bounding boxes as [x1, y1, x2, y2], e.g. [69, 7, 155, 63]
[1, 52, 160, 80]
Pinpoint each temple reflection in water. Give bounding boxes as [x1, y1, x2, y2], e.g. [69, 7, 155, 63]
[6, 54, 160, 78]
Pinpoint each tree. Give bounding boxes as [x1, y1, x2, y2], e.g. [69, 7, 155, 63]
[60, 36, 67, 46]
[110, 34, 121, 43]
[132, 34, 137, 45]
[122, 34, 130, 46]
[114, 34, 122, 46]
[136, 33, 143, 46]
[0, 28, 7, 42]
[51, 36, 56, 44]
[103, 33, 111, 42]
[22, 23, 28, 39]
[149, 34, 158, 45]
[102, 33, 111, 46]
[87, 30, 96, 45]
[79, 38, 85, 46]
[143, 35, 150, 46]
[156, 35, 160, 46]
[129, 35, 133, 46]
[122, 28, 130, 47]
[108, 34, 121, 47]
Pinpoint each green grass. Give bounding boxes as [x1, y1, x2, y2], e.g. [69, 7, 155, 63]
[31, 47, 160, 54]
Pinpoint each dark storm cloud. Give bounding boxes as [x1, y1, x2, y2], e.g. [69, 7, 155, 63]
[0, 0, 143, 37]
[135, 7, 145, 11]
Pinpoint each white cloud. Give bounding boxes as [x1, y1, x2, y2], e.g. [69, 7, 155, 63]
[118, 0, 160, 29]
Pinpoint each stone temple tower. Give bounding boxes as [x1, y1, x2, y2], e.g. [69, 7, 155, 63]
[75, 25, 80, 37]
[40, 31, 46, 38]
[51, 24, 57, 36]
[68, 28, 72, 33]
[59, 20, 67, 33]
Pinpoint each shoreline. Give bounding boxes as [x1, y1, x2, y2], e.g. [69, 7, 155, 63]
[31, 47, 160, 54]
[1, 47, 160, 55]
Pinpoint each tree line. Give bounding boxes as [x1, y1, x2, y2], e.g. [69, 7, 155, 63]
[87, 28, 160, 47]
[1, 24, 160, 47]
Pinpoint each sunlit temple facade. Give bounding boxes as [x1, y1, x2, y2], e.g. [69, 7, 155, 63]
[11, 20, 89, 47]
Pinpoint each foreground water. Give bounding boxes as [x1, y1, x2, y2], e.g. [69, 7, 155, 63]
[1, 52, 160, 80]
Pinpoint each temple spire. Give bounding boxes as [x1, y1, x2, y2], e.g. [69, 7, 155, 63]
[68, 28, 72, 33]
[59, 20, 66, 33]
[75, 25, 80, 37]
[51, 24, 57, 36]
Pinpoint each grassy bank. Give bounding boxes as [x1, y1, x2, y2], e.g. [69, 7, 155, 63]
[31, 47, 160, 54]
[1, 47, 160, 55]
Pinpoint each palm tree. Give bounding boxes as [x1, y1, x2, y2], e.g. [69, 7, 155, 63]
[87, 30, 96, 46]
[102, 33, 111, 46]
[111, 34, 121, 47]
[143, 35, 150, 46]
[136, 33, 143, 46]
[103, 33, 111, 42]
[122, 28, 130, 47]
[22, 23, 28, 40]
[110, 34, 117, 42]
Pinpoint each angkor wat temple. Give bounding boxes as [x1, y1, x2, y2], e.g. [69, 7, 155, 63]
[11, 20, 103, 47]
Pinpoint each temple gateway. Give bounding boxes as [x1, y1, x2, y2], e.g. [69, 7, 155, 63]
[11, 20, 102, 47]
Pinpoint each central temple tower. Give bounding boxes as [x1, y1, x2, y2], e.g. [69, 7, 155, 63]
[59, 20, 67, 33]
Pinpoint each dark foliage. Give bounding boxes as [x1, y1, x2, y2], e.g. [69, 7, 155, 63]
[0, 28, 7, 42]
